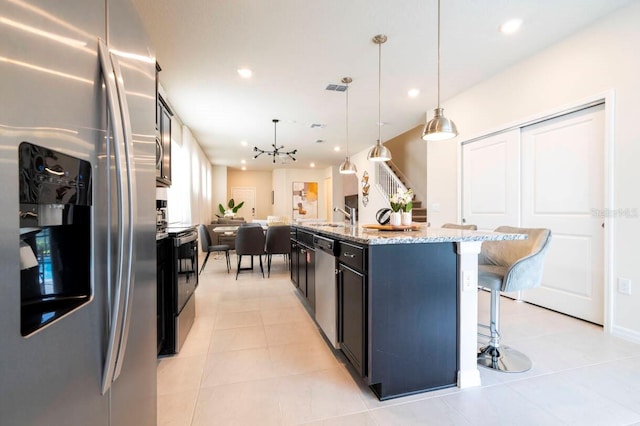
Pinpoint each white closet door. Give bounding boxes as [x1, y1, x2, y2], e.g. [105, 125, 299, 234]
[462, 129, 520, 231]
[520, 105, 604, 324]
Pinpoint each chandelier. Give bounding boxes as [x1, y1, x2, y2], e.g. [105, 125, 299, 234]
[253, 119, 297, 163]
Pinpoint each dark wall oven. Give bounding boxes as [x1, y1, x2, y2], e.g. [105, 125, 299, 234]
[159, 226, 198, 355]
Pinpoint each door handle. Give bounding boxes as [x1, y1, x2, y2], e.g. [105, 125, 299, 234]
[155, 138, 163, 168]
[98, 37, 127, 396]
[110, 43, 138, 384]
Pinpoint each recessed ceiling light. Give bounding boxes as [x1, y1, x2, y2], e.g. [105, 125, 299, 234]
[240, 159, 246, 164]
[500, 19, 523, 34]
[237, 68, 252, 78]
[310, 163, 315, 168]
[334, 146, 340, 152]
[241, 166, 247, 171]
[408, 88, 420, 98]
[240, 140, 248, 146]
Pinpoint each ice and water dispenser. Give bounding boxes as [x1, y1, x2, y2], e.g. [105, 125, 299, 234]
[18, 142, 92, 336]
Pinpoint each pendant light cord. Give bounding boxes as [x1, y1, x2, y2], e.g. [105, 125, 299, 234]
[437, 0, 441, 109]
[378, 40, 382, 142]
[345, 81, 350, 157]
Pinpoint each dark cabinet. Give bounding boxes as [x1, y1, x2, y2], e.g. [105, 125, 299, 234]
[296, 244, 315, 312]
[156, 95, 172, 187]
[290, 239, 299, 287]
[368, 243, 458, 400]
[338, 263, 366, 376]
[303, 246, 315, 311]
[156, 237, 170, 355]
[290, 232, 315, 312]
[337, 239, 367, 377]
[290, 225, 459, 401]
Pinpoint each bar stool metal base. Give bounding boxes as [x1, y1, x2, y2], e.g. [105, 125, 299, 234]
[477, 344, 532, 373]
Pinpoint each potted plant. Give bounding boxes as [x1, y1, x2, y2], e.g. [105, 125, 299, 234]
[218, 198, 244, 218]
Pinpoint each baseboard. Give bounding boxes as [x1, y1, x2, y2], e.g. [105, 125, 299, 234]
[611, 324, 640, 344]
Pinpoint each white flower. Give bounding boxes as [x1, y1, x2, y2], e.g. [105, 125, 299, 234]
[389, 188, 414, 212]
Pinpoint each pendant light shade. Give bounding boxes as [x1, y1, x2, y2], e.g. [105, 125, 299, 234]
[423, 107, 458, 141]
[339, 77, 357, 174]
[367, 34, 392, 162]
[367, 140, 392, 162]
[339, 157, 357, 174]
[422, 0, 458, 141]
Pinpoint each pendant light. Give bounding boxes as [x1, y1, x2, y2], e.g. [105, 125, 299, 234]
[339, 77, 357, 174]
[422, 0, 458, 141]
[367, 34, 392, 162]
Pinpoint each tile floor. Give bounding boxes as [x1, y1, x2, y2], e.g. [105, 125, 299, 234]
[158, 252, 640, 425]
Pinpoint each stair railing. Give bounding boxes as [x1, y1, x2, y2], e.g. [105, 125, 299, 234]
[375, 161, 407, 200]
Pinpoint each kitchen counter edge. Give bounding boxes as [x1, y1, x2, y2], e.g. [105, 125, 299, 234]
[292, 222, 527, 245]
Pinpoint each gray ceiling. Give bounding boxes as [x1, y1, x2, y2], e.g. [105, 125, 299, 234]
[132, 0, 630, 171]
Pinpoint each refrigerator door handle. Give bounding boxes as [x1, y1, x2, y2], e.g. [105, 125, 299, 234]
[98, 38, 128, 395]
[110, 47, 138, 382]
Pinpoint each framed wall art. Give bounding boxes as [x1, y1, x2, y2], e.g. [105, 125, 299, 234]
[292, 181, 318, 220]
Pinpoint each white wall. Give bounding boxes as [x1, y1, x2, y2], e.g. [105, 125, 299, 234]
[183, 126, 213, 226]
[165, 105, 214, 226]
[427, 2, 640, 341]
[227, 169, 273, 219]
[272, 168, 330, 222]
[211, 165, 227, 218]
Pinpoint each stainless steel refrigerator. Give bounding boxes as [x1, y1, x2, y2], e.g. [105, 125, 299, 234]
[0, 0, 157, 424]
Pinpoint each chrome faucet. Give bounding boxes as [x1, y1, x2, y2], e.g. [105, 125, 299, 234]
[333, 206, 356, 226]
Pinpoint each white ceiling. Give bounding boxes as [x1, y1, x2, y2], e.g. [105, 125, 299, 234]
[132, 0, 630, 171]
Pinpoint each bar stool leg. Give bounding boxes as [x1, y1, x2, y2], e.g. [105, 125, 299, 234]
[477, 290, 532, 372]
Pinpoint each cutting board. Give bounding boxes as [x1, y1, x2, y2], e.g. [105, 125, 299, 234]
[362, 224, 422, 231]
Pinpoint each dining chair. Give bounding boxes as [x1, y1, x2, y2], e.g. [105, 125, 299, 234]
[198, 224, 230, 274]
[265, 225, 291, 277]
[234, 225, 266, 279]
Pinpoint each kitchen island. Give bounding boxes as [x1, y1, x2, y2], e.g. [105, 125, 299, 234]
[290, 222, 525, 400]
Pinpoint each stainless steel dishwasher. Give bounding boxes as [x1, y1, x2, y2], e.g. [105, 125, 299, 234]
[313, 234, 338, 348]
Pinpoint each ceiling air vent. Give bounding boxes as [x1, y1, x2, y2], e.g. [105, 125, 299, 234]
[310, 123, 325, 129]
[325, 83, 348, 92]
[315, 139, 324, 144]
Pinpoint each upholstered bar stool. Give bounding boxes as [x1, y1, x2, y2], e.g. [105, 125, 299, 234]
[477, 226, 552, 372]
[441, 223, 478, 230]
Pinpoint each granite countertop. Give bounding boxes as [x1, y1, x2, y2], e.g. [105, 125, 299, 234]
[292, 222, 527, 245]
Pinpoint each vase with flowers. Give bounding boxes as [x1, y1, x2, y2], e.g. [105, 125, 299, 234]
[389, 188, 413, 226]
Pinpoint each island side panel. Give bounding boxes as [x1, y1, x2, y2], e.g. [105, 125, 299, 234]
[368, 242, 458, 400]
